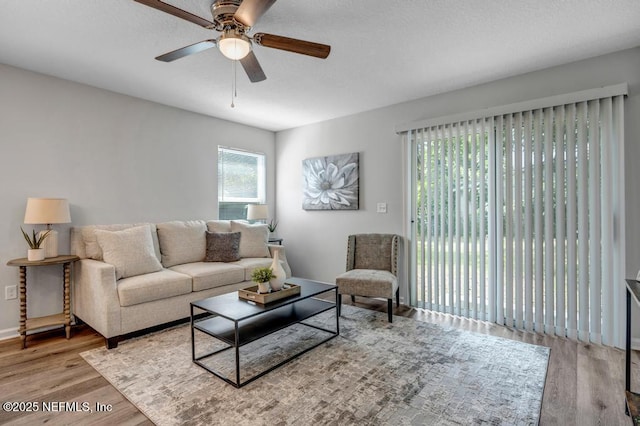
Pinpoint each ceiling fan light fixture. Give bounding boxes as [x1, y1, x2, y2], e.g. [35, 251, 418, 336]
[218, 31, 251, 60]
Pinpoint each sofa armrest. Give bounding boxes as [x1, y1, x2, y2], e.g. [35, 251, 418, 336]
[72, 258, 122, 339]
[268, 244, 292, 278]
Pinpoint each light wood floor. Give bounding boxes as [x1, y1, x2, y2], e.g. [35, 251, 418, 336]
[0, 299, 635, 425]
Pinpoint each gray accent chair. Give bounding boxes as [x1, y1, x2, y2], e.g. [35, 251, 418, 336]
[335, 234, 399, 322]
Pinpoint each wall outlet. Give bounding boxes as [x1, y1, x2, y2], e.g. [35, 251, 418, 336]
[5, 285, 17, 300]
[377, 202, 387, 213]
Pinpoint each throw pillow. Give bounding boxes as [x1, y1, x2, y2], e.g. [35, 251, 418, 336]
[156, 220, 207, 267]
[206, 220, 232, 233]
[81, 223, 161, 262]
[205, 231, 241, 262]
[230, 221, 270, 258]
[95, 225, 163, 280]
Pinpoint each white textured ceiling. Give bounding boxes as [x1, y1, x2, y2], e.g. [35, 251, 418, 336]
[1, 1, 639, 131]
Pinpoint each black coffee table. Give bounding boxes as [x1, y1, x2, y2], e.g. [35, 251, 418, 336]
[190, 277, 339, 388]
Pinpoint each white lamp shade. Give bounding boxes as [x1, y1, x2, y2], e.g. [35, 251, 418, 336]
[24, 198, 71, 224]
[247, 204, 269, 221]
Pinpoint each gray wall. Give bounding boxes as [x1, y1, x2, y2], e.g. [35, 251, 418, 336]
[276, 47, 640, 338]
[0, 64, 275, 338]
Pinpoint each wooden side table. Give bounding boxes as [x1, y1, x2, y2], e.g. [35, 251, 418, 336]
[6, 255, 79, 349]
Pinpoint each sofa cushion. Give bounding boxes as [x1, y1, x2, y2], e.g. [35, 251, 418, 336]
[157, 220, 206, 268]
[81, 223, 161, 262]
[205, 231, 241, 262]
[95, 225, 163, 280]
[117, 269, 192, 307]
[169, 262, 245, 292]
[230, 221, 270, 258]
[233, 258, 279, 282]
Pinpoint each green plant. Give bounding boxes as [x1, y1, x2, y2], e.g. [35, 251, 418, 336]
[267, 218, 278, 233]
[20, 227, 51, 249]
[251, 267, 275, 283]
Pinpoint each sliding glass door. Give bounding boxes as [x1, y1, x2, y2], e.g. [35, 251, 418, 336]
[408, 95, 625, 347]
[411, 121, 493, 320]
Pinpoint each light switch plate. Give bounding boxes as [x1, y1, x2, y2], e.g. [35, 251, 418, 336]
[377, 202, 387, 213]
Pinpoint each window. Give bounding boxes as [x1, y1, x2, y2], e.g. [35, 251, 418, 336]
[218, 146, 266, 220]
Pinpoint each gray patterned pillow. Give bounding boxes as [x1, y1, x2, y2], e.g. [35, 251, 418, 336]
[205, 231, 241, 262]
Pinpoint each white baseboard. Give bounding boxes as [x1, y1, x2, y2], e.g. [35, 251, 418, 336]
[0, 327, 18, 341]
[632, 337, 640, 351]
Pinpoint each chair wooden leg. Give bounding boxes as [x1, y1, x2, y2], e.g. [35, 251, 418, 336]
[351, 295, 356, 303]
[337, 293, 342, 316]
[396, 288, 400, 307]
[387, 299, 393, 323]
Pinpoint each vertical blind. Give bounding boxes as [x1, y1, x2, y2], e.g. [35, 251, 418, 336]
[408, 91, 626, 346]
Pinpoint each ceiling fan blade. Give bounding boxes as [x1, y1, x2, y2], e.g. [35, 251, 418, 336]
[234, 0, 277, 28]
[155, 40, 217, 62]
[253, 33, 330, 59]
[240, 51, 267, 82]
[134, 0, 214, 28]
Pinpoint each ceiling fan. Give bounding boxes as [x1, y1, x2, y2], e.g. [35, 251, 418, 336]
[134, 0, 331, 83]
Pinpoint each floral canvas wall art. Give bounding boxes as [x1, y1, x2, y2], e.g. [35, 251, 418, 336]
[302, 152, 359, 210]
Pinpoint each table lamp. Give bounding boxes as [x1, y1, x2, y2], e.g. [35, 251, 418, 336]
[24, 198, 71, 258]
[247, 204, 268, 224]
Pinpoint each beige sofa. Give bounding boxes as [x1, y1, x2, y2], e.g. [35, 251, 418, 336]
[70, 220, 291, 348]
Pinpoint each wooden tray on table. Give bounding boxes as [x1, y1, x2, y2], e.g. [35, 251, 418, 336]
[238, 283, 301, 305]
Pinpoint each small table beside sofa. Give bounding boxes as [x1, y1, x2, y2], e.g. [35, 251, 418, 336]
[6, 255, 79, 349]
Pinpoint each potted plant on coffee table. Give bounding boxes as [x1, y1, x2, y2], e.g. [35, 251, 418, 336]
[21, 227, 50, 261]
[251, 267, 276, 294]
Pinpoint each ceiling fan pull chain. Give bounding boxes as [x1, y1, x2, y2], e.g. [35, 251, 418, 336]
[234, 58, 238, 99]
[230, 59, 236, 108]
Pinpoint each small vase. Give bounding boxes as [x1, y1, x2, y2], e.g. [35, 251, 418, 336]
[257, 281, 271, 294]
[27, 248, 45, 261]
[269, 250, 286, 291]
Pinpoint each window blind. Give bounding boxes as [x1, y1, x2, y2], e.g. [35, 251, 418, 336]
[407, 87, 626, 347]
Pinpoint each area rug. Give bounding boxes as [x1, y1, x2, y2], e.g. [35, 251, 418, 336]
[80, 305, 549, 425]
